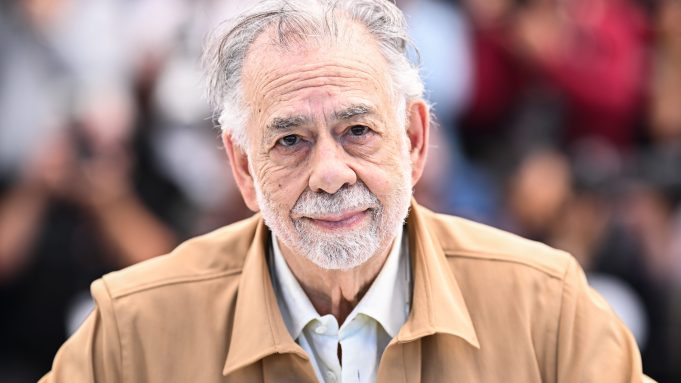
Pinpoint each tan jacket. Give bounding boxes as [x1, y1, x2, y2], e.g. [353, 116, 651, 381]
[41, 202, 652, 382]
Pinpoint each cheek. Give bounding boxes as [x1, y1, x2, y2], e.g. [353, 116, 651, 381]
[354, 161, 405, 199]
[362, 141, 411, 192]
[255, 160, 309, 209]
[349, 130, 409, 186]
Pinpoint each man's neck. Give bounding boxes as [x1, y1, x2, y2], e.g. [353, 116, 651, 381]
[277, 239, 393, 325]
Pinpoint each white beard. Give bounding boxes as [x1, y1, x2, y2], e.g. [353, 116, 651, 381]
[254, 142, 413, 270]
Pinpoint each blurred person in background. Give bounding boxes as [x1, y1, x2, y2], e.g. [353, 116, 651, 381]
[399, 0, 500, 224]
[648, 0, 681, 147]
[646, 2, 681, 377]
[502, 141, 678, 380]
[458, 0, 648, 176]
[0, 0, 199, 381]
[621, 138, 681, 380]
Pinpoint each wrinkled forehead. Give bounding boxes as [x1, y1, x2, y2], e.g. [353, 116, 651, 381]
[242, 18, 392, 84]
[240, 21, 394, 124]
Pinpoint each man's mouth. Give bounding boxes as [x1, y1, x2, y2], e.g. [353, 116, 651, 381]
[301, 209, 370, 230]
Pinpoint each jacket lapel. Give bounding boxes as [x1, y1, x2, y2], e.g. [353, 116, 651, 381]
[378, 201, 480, 382]
[222, 217, 313, 379]
[396, 200, 480, 348]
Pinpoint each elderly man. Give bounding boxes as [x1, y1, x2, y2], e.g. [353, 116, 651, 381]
[42, 0, 651, 382]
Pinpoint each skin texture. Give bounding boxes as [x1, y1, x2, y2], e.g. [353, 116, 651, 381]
[223, 23, 430, 323]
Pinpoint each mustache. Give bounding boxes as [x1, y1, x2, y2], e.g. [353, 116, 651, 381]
[291, 181, 381, 217]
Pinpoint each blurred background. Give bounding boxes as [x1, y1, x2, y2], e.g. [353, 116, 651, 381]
[0, 0, 679, 381]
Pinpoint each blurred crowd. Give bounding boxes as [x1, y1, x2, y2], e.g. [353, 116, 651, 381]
[0, 0, 679, 381]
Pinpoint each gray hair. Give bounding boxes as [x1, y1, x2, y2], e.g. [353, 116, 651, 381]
[203, 0, 425, 149]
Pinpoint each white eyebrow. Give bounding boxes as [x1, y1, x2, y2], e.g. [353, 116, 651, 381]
[265, 103, 374, 133]
[334, 104, 373, 121]
[267, 115, 310, 131]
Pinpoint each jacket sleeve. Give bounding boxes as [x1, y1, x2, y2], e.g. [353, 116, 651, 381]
[39, 279, 123, 383]
[555, 256, 653, 382]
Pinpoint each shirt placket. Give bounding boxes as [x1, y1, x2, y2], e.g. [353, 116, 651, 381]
[308, 315, 341, 383]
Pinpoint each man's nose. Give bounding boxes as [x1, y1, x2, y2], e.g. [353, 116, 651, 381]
[308, 137, 356, 194]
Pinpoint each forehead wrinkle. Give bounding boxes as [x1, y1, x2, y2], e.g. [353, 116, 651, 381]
[255, 61, 384, 102]
[241, 18, 391, 101]
[242, 28, 397, 147]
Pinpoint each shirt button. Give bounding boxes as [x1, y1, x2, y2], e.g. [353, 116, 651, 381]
[314, 325, 327, 335]
[325, 371, 337, 382]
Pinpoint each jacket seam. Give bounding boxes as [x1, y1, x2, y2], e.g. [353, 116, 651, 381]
[261, 234, 281, 354]
[263, 269, 280, 353]
[415, 221, 435, 332]
[101, 278, 125, 382]
[110, 270, 242, 298]
[442, 250, 565, 279]
[554, 258, 572, 383]
[400, 343, 408, 383]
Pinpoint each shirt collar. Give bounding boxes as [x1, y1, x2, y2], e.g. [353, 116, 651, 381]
[222, 199, 479, 377]
[269, 233, 321, 340]
[270, 227, 409, 340]
[346, 227, 409, 338]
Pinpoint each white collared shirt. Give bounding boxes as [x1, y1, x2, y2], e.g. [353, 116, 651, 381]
[269, 229, 411, 383]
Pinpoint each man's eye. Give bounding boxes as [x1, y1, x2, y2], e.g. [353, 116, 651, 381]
[278, 135, 300, 147]
[349, 125, 369, 136]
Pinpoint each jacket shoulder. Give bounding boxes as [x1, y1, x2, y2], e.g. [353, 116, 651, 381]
[100, 214, 261, 299]
[419, 207, 572, 279]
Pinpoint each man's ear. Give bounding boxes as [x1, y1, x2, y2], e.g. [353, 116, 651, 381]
[222, 133, 259, 212]
[405, 99, 430, 186]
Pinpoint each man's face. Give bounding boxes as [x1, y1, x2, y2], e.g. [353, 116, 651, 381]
[237, 26, 416, 270]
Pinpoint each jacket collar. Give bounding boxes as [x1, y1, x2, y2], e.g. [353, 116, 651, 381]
[396, 200, 480, 348]
[222, 200, 479, 376]
[222, 220, 309, 376]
